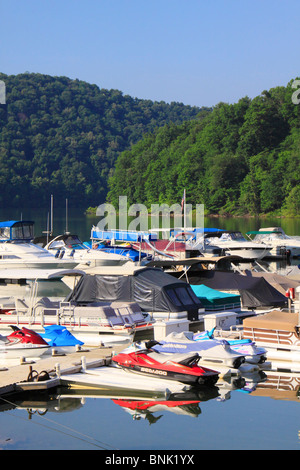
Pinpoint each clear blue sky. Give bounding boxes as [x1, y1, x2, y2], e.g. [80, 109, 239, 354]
[1, 0, 299, 107]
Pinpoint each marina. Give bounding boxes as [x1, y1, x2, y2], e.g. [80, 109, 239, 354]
[0, 210, 300, 450]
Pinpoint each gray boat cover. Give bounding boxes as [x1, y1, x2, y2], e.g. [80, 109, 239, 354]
[188, 271, 287, 308]
[66, 268, 203, 319]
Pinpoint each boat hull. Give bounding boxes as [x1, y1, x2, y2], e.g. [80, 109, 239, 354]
[115, 362, 219, 386]
[112, 350, 219, 386]
[0, 344, 49, 359]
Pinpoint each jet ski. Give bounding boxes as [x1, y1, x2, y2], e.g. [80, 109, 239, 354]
[41, 325, 84, 353]
[150, 331, 245, 369]
[112, 343, 219, 386]
[193, 328, 267, 364]
[0, 326, 50, 358]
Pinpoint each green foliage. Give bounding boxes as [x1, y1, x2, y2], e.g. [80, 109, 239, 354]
[0, 72, 201, 208]
[108, 80, 300, 216]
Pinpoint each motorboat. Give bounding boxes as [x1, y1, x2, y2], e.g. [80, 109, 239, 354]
[202, 230, 272, 260]
[0, 221, 78, 269]
[148, 332, 245, 368]
[0, 267, 84, 304]
[0, 298, 151, 346]
[0, 268, 153, 346]
[112, 343, 220, 386]
[246, 227, 300, 258]
[242, 305, 300, 364]
[90, 227, 154, 264]
[193, 329, 267, 364]
[67, 264, 205, 321]
[37, 233, 150, 267]
[0, 325, 50, 358]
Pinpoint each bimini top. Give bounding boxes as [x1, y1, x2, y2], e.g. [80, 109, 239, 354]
[0, 220, 35, 242]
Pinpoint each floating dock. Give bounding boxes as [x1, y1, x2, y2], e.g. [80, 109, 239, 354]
[0, 345, 120, 396]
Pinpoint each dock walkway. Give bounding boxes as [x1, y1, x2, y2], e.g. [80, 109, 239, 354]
[0, 346, 120, 396]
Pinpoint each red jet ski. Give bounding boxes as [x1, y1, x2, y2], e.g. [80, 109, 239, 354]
[112, 344, 219, 386]
[0, 326, 50, 358]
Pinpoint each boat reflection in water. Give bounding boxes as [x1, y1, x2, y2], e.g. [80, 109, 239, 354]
[2, 367, 266, 422]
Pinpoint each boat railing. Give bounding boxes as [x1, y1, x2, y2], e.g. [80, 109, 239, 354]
[213, 325, 244, 340]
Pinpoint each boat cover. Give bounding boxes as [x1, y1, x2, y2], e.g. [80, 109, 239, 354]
[191, 284, 240, 309]
[244, 271, 300, 296]
[151, 331, 229, 354]
[41, 325, 84, 346]
[66, 267, 203, 318]
[189, 271, 287, 308]
[243, 310, 299, 332]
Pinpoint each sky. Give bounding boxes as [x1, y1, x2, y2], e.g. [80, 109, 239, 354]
[1, 0, 299, 107]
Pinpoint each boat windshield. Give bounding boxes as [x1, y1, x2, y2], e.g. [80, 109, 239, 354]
[0, 222, 35, 241]
[254, 233, 286, 242]
[219, 232, 245, 241]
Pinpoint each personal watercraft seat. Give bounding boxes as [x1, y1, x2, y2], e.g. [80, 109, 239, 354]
[146, 350, 200, 365]
[0, 334, 10, 345]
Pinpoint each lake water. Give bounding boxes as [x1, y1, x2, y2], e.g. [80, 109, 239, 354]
[0, 207, 299, 451]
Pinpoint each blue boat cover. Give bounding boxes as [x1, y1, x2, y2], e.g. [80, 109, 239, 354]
[152, 331, 229, 355]
[191, 284, 240, 307]
[41, 325, 84, 346]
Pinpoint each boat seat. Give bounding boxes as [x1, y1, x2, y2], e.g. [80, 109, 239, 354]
[34, 297, 60, 316]
[0, 334, 10, 345]
[148, 350, 199, 364]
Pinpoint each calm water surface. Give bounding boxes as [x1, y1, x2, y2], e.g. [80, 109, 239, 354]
[0, 207, 299, 450]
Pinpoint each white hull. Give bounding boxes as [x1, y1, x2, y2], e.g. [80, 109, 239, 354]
[224, 247, 270, 260]
[0, 316, 135, 347]
[0, 343, 49, 359]
[60, 365, 192, 394]
[0, 259, 78, 269]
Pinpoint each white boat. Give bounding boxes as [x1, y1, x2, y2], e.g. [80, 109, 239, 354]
[247, 227, 300, 259]
[192, 329, 267, 365]
[68, 264, 205, 322]
[0, 268, 153, 346]
[0, 326, 50, 359]
[0, 221, 78, 269]
[60, 366, 193, 394]
[136, 333, 246, 369]
[40, 233, 146, 267]
[202, 230, 272, 260]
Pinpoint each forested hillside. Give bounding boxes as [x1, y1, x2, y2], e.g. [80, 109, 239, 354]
[0, 72, 202, 208]
[108, 80, 300, 216]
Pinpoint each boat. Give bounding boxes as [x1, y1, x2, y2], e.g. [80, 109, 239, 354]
[67, 264, 205, 322]
[0, 268, 153, 346]
[0, 221, 78, 269]
[201, 230, 272, 260]
[90, 228, 155, 264]
[0, 267, 84, 305]
[40, 324, 84, 353]
[246, 227, 300, 259]
[193, 329, 267, 364]
[0, 325, 50, 358]
[36, 233, 150, 267]
[0, 297, 152, 346]
[242, 307, 300, 364]
[112, 343, 220, 386]
[190, 284, 241, 311]
[188, 270, 288, 312]
[146, 333, 246, 368]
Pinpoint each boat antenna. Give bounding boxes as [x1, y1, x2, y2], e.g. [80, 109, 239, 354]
[50, 194, 53, 236]
[65, 198, 70, 234]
